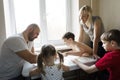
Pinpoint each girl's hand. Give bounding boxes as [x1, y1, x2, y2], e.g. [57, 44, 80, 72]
[62, 52, 68, 57]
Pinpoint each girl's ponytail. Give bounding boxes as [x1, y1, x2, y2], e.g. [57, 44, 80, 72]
[57, 51, 64, 69]
[37, 54, 45, 75]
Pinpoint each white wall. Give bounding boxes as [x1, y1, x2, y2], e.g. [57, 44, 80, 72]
[79, 0, 91, 8]
[79, 0, 120, 31]
[99, 0, 120, 31]
[0, 0, 6, 47]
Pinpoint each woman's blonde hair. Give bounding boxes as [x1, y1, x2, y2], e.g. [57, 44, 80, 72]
[79, 5, 92, 26]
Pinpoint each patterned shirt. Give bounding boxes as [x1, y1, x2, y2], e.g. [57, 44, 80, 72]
[41, 64, 64, 80]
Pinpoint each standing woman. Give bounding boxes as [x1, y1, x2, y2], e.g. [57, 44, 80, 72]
[78, 5, 109, 80]
[78, 5, 105, 58]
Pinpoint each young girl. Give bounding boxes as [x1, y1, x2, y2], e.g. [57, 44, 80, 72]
[29, 44, 69, 80]
[73, 29, 120, 80]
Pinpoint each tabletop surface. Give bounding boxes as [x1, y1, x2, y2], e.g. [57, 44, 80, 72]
[55, 55, 97, 70]
[22, 55, 97, 78]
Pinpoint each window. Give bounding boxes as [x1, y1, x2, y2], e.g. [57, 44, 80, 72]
[3, 0, 79, 49]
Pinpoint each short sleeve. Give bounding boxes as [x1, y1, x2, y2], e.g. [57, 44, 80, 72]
[5, 36, 28, 52]
[95, 53, 112, 71]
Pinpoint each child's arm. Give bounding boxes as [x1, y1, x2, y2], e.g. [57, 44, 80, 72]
[63, 51, 84, 56]
[72, 59, 98, 73]
[76, 42, 93, 56]
[29, 67, 41, 76]
[61, 64, 70, 72]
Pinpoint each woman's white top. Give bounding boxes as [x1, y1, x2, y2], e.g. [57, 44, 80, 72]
[81, 16, 104, 41]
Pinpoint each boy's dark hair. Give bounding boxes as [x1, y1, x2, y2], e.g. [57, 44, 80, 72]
[62, 32, 75, 40]
[101, 29, 120, 46]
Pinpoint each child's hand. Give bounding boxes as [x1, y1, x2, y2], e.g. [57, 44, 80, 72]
[93, 54, 100, 59]
[72, 59, 79, 64]
[62, 52, 68, 57]
[82, 53, 90, 57]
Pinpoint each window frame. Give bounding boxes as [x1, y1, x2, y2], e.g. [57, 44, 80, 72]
[39, 0, 72, 46]
[3, 0, 79, 48]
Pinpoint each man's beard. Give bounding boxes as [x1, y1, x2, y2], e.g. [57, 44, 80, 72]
[28, 32, 34, 41]
[28, 37, 34, 41]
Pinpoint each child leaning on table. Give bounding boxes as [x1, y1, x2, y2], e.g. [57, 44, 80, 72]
[29, 44, 69, 80]
[73, 29, 120, 80]
[62, 32, 93, 57]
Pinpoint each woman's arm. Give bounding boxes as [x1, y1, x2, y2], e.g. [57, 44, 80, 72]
[72, 59, 98, 73]
[78, 24, 84, 42]
[93, 18, 102, 57]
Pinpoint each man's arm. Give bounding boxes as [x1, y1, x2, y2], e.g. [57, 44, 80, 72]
[16, 50, 37, 63]
[29, 67, 41, 76]
[31, 47, 34, 53]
